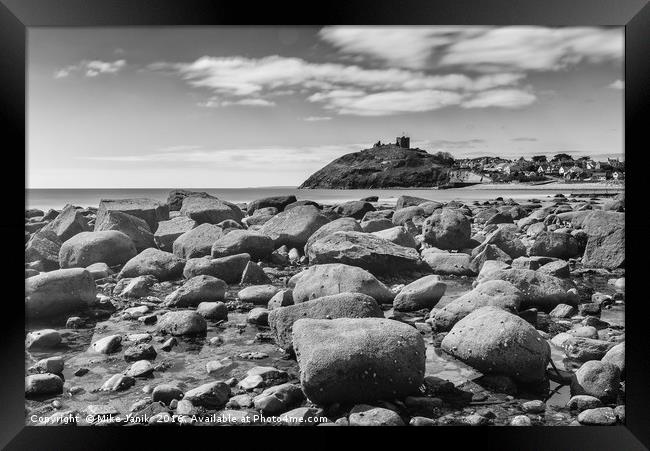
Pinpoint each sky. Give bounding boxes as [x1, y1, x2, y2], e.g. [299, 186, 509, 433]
[28, 26, 624, 188]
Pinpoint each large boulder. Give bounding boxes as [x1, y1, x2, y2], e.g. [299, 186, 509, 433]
[304, 217, 362, 255]
[393, 275, 446, 312]
[476, 268, 578, 308]
[396, 195, 434, 209]
[247, 195, 297, 216]
[183, 253, 250, 283]
[153, 216, 198, 251]
[570, 360, 621, 402]
[211, 230, 274, 260]
[371, 226, 418, 249]
[156, 311, 207, 336]
[471, 228, 526, 259]
[25, 268, 95, 318]
[39, 204, 91, 242]
[166, 189, 211, 211]
[258, 205, 330, 249]
[268, 293, 383, 351]
[392, 206, 425, 226]
[93, 210, 155, 252]
[528, 232, 581, 259]
[432, 280, 523, 331]
[58, 231, 137, 269]
[164, 275, 227, 307]
[292, 264, 394, 304]
[470, 244, 512, 273]
[422, 208, 471, 250]
[601, 342, 625, 378]
[580, 211, 625, 269]
[333, 201, 375, 220]
[422, 250, 475, 276]
[307, 231, 421, 274]
[98, 198, 169, 232]
[180, 195, 244, 225]
[119, 248, 185, 281]
[25, 229, 62, 271]
[292, 317, 425, 404]
[173, 223, 223, 259]
[441, 306, 550, 383]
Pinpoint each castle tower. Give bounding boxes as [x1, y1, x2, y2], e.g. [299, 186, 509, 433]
[396, 135, 410, 149]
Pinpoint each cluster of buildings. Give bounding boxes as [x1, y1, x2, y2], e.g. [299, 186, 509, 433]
[454, 156, 625, 182]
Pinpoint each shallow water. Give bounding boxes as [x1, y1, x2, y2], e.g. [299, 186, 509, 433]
[26, 186, 621, 211]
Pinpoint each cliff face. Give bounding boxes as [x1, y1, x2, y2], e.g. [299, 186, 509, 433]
[299, 145, 452, 189]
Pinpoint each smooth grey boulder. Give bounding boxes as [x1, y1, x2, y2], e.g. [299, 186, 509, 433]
[292, 263, 394, 304]
[247, 195, 297, 216]
[240, 260, 271, 284]
[304, 217, 362, 255]
[25, 268, 95, 318]
[153, 216, 197, 251]
[156, 311, 207, 336]
[25, 329, 62, 350]
[476, 268, 578, 308]
[164, 275, 227, 307]
[528, 232, 581, 259]
[183, 381, 231, 409]
[59, 230, 137, 269]
[258, 205, 330, 249]
[196, 301, 228, 321]
[308, 231, 421, 274]
[570, 360, 621, 402]
[211, 230, 274, 260]
[360, 218, 394, 233]
[371, 226, 418, 249]
[333, 201, 375, 220]
[422, 208, 471, 250]
[471, 228, 526, 259]
[349, 405, 405, 426]
[601, 342, 625, 378]
[432, 280, 523, 331]
[422, 250, 475, 276]
[292, 317, 425, 404]
[393, 275, 446, 312]
[470, 243, 513, 273]
[173, 223, 223, 259]
[183, 253, 250, 283]
[119, 248, 185, 281]
[98, 198, 169, 232]
[94, 210, 155, 252]
[25, 374, 64, 398]
[392, 206, 425, 226]
[268, 292, 383, 351]
[180, 195, 244, 225]
[238, 285, 280, 305]
[441, 306, 550, 383]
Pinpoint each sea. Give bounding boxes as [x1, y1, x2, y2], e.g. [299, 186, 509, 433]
[25, 186, 623, 211]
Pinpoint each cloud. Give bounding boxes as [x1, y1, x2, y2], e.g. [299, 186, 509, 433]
[303, 116, 332, 121]
[511, 137, 538, 142]
[54, 59, 126, 78]
[150, 55, 529, 116]
[608, 79, 624, 90]
[461, 89, 537, 109]
[319, 26, 622, 72]
[199, 97, 276, 107]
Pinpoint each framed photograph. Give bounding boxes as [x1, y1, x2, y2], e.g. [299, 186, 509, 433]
[3, 0, 648, 448]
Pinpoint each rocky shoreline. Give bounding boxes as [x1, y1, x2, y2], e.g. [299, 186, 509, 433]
[24, 189, 625, 426]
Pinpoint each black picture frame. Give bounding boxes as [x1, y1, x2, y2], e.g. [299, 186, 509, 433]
[2, 0, 648, 448]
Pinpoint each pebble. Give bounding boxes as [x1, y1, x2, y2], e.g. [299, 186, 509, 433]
[510, 415, 532, 426]
[521, 400, 545, 413]
[577, 407, 617, 425]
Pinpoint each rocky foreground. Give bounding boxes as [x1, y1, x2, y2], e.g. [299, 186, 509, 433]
[24, 190, 625, 426]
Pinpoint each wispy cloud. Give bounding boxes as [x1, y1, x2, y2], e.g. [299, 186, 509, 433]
[511, 137, 538, 142]
[461, 89, 536, 109]
[54, 59, 126, 78]
[607, 79, 624, 90]
[319, 26, 623, 72]
[303, 116, 332, 121]
[149, 55, 530, 115]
